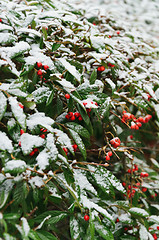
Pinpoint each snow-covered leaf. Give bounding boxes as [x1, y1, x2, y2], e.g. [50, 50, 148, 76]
[20, 133, 44, 155]
[0, 91, 7, 121]
[129, 207, 149, 217]
[9, 97, 26, 130]
[4, 160, 27, 175]
[0, 131, 13, 153]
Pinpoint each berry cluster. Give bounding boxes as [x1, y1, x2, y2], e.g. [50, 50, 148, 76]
[97, 66, 105, 71]
[63, 144, 78, 156]
[107, 62, 115, 68]
[110, 137, 121, 148]
[65, 112, 83, 121]
[105, 151, 113, 161]
[36, 62, 49, 81]
[122, 111, 152, 131]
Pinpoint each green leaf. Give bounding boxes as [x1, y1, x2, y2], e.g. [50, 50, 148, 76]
[46, 90, 54, 106]
[129, 207, 149, 217]
[0, 91, 7, 120]
[29, 230, 41, 240]
[90, 69, 97, 84]
[65, 122, 90, 138]
[37, 230, 58, 240]
[68, 129, 87, 159]
[148, 215, 159, 224]
[52, 43, 61, 51]
[56, 96, 63, 115]
[77, 103, 90, 125]
[34, 211, 67, 224]
[95, 221, 114, 240]
[4, 213, 21, 220]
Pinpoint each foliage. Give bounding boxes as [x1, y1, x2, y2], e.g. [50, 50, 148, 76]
[0, 0, 159, 239]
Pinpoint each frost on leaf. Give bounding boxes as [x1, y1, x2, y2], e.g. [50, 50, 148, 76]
[20, 133, 44, 155]
[0, 131, 13, 153]
[53, 128, 73, 153]
[27, 112, 54, 132]
[0, 91, 7, 121]
[70, 217, 80, 240]
[58, 58, 81, 83]
[129, 207, 149, 217]
[74, 169, 97, 196]
[139, 224, 149, 240]
[9, 96, 26, 130]
[4, 160, 27, 175]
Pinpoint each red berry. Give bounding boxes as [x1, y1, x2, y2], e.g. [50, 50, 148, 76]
[0, 19, 2, 23]
[122, 182, 126, 187]
[142, 187, 147, 192]
[124, 227, 128, 231]
[155, 193, 158, 197]
[18, 141, 21, 147]
[117, 31, 120, 35]
[37, 70, 43, 76]
[19, 103, 24, 109]
[63, 147, 68, 155]
[127, 169, 132, 174]
[29, 150, 35, 156]
[34, 148, 38, 153]
[78, 116, 83, 121]
[84, 215, 89, 221]
[44, 65, 49, 70]
[105, 155, 110, 161]
[157, 226, 159, 230]
[70, 115, 75, 121]
[74, 112, 80, 118]
[37, 62, 42, 68]
[116, 218, 119, 222]
[40, 134, 45, 139]
[100, 66, 105, 71]
[144, 172, 149, 177]
[83, 102, 87, 106]
[73, 144, 78, 152]
[130, 135, 133, 139]
[107, 62, 115, 67]
[65, 114, 70, 120]
[107, 151, 113, 157]
[128, 185, 131, 190]
[152, 233, 157, 240]
[65, 94, 70, 99]
[138, 117, 144, 123]
[108, 35, 111, 38]
[136, 182, 140, 186]
[20, 129, 25, 135]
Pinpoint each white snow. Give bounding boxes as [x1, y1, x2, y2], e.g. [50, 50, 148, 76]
[0, 131, 13, 153]
[4, 160, 26, 171]
[20, 133, 44, 155]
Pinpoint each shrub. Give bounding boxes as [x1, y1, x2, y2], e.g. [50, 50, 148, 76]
[0, 0, 159, 239]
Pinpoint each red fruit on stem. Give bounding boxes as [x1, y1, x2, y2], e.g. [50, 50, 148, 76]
[122, 182, 126, 187]
[70, 115, 75, 121]
[44, 65, 49, 70]
[142, 187, 147, 192]
[68, 112, 73, 117]
[65, 94, 70, 99]
[107, 151, 113, 157]
[108, 35, 111, 38]
[0, 19, 2, 22]
[63, 147, 68, 155]
[83, 102, 87, 106]
[29, 150, 35, 156]
[117, 31, 120, 35]
[84, 215, 89, 221]
[40, 134, 45, 139]
[116, 218, 119, 222]
[73, 144, 78, 152]
[37, 62, 42, 68]
[34, 148, 38, 153]
[18, 141, 21, 147]
[65, 114, 70, 119]
[100, 66, 105, 71]
[20, 129, 25, 135]
[37, 70, 43, 76]
[144, 172, 149, 177]
[152, 233, 157, 240]
[19, 103, 24, 109]
[78, 116, 83, 121]
[127, 169, 132, 174]
[97, 66, 101, 71]
[105, 155, 110, 161]
[136, 182, 140, 186]
[128, 185, 131, 190]
[130, 135, 133, 139]
[138, 117, 144, 123]
[157, 226, 159, 230]
[74, 112, 80, 118]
